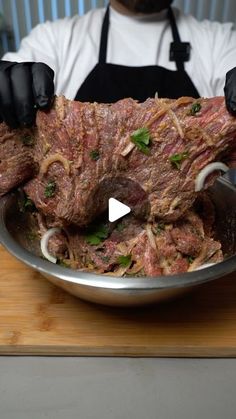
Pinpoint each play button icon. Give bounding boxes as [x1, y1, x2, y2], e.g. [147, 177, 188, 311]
[108, 198, 131, 222]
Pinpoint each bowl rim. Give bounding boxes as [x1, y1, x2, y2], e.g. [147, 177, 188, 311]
[1, 185, 236, 291]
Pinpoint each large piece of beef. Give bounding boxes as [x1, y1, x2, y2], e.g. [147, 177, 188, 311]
[0, 124, 35, 196]
[37, 193, 223, 276]
[1, 96, 236, 226]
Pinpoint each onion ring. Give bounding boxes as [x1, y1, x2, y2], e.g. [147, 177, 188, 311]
[40, 228, 61, 263]
[195, 162, 228, 192]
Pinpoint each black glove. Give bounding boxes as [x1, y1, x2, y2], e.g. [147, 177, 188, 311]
[224, 67, 236, 116]
[0, 61, 54, 128]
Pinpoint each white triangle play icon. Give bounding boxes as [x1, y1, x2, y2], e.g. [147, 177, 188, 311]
[108, 198, 131, 222]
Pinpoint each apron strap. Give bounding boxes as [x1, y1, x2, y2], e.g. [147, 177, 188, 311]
[99, 5, 191, 71]
[99, 6, 110, 64]
[168, 7, 191, 72]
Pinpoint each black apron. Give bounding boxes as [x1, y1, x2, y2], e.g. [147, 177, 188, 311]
[75, 6, 199, 102]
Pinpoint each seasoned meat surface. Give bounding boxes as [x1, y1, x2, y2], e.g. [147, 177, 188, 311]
[35, 206, 223, 277]
[25, 96, 236, 226]
[0, 95, 233, 276]
[1, 95, 235, 226]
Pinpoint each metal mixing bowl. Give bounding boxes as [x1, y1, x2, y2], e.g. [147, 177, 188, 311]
[1, 173, 236, 307]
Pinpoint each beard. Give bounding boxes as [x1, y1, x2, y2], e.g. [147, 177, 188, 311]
[116, 0, 174, 14]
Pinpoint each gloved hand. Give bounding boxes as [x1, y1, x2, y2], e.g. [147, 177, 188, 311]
[0, 61, 54, 128]
[224, 67, 236, 116]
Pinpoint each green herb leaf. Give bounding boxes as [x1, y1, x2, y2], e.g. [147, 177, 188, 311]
[22, 135, 34, 146]
[130, 127, 151, 155]
[169, 151, 189, 170]
[44, 181, 56, 198]
[85, 235, 102, 245]
[156, 222, 165, 235]
[57, 259, 69, 268]
[116, 222, 125, 232]
[189, 102, 201, 116]
[85, 224, 109, 246]
[24, 198, 35, 210]
[187, 256, 194, 264]
[19, 195, 36, 213]
[100, 255, 111, 263]
[117, 255, 132, 267]
[26, 231, 38, 241]
[95, 225, 108, 239]
[89, 150, 100, 161]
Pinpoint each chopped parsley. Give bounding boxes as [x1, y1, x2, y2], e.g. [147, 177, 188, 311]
[187, 256, 194, 264]
[26, 231, 38, 241]
[130, 127, 151, 155]
[85, 236, 102, 245]
[169, 151, 189, 170]
[57, 259, 69, 268]
[117, 255, 132, 267]
[22, 135, 34, 146]
[85, 224, 109, 246]
[19, 195, 36, 213]
[189, 102, 201, 116]
[90, 150, 100, 161]
[156, 222, 165, 235]
[100, 255, 111, 263]
[116, 222, 125, 232]
[44, 181, 56, 198]
[24, 198, 35, 210]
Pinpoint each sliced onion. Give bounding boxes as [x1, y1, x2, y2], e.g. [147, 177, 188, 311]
[121, 142, 135, 157]
[195, 262, 216, 271]
[195, 162, 229, 192]
[127, 261, 144, 275]
[40, 228, 61, 264]
[40, 153, 71, 176]
[146, 224, 157, 250]
[55, 96, 66, 120]
[168, 109, 184, 138]
[116, 243, 128, 254]
[104, 266, 130, 277]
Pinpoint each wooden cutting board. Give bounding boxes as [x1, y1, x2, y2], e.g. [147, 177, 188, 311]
[1, 244, 236, 357]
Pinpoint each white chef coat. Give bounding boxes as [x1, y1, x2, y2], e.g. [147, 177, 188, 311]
[3, 6, 236, 100]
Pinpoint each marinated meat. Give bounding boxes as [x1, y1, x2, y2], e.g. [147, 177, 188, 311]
[0, 95, 235, 227]
[1, 95, 233, 276]
[35, 206, 223, 277]
[25, 96, 236, 226]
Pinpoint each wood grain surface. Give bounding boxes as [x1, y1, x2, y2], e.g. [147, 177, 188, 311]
[1, 245, 236, 357]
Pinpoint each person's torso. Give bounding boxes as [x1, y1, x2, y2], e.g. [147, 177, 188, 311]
[53, 7, 218, 99]
[75, 5, 199, 102]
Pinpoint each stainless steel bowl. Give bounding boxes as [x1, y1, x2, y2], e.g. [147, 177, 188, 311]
[1, 174, 236, 307]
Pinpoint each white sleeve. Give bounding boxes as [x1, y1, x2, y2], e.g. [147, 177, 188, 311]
[1, 14, 95, 98]
[210, 22, 236, 96]
[2, 21, 59, 88]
